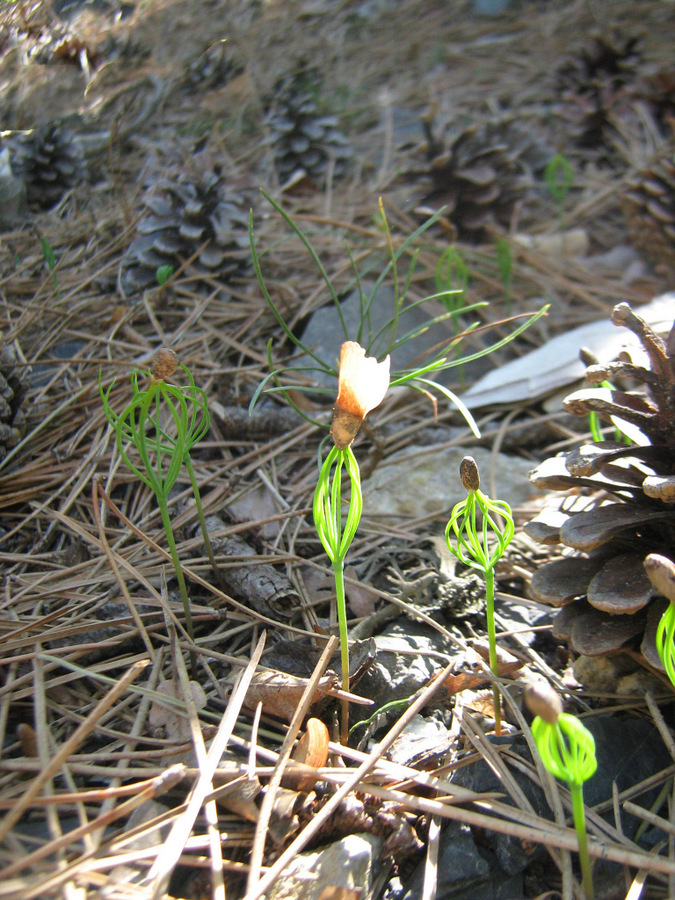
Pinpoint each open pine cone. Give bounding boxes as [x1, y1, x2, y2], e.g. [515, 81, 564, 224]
[0, 344, 27, 463]
[525, 302, 675, 671]
[621, 146, 675, 277]
[415, 116, 550, 240]
[119, 171, 250, 298]
[555, 33, 642, 155]
[556, 33, 642, 99]
[182, 41, 243, 91]
[264, 67, 352, 185]
[8, 123, 87, 210]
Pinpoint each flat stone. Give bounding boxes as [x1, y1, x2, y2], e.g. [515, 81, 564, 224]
[293, 283, 456, 388]
[363, 446, 537, 520]
[266, 833, 382, 900]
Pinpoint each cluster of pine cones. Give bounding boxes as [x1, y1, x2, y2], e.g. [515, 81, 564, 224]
[554, 32, 675, 276]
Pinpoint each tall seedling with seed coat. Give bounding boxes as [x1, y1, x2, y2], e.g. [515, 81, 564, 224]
[313, 342, 390, 744]
[444, 456, 514, 734]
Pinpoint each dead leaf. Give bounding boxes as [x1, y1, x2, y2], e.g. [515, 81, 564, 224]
[283, 717, 330, 792]
[318, 889, 363, 900]
[17, 724, 37, 758]
[238, 670, 338, 722]
[149, 679, 207, 744]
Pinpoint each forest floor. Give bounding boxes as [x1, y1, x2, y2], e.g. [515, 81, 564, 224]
[1, 0, 675, 898]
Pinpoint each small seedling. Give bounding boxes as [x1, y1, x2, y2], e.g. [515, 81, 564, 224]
[545, 153, 574, 220]
[156, 264, 174, 287]
[494, 237, 513, 313]
[445, 456, 514, 734]
[313, 342, 390, 744]
[645, 554, 675, 687]
[40, 236, 60, 299]
[435, 245, 469, 385]
[100, 348, 217, 643]
[526, 683, 597, 900]
[588, 380, 630, 444]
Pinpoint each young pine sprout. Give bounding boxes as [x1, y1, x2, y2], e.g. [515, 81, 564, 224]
[314, 342, 390, 743]
[100, 348, 216, 642]
[525, 683, 597, 900]
[445, 456, 514, 734]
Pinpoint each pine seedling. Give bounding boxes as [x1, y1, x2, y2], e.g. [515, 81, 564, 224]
[100, 348, 217, 641]
[495, 237, 513, 314]
[444, 456, 514, 734]
[248, 190, 547, 434]
[313, 342, 390, 744]
[545, 153, 573, 222]
[526, 683, 597, 900]
[40, 236, 60, 299]
[435, 245, 468, 384]
[156, 264, 174, 287]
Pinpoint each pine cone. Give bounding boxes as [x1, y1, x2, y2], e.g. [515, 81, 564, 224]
[525, 303, 675, 670]
[621, 147, 675, 277]
[417, 116, 550, 240]
[183, 41, 243, 91]
[555, 33, 642, 155]
[632, 67, 675, 137]
[0, 345, 27, 463]
[119, 171, 250, 298]
[265, 68, 352, 185]
[9, 123, 87, 210]
[556, 33, 642, 99]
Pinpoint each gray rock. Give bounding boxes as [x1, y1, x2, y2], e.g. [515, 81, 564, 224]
[443, 714, 673, 897]
[293, 283, 457, 387]
[402, 820, 523, 900]
[388, 713, 454, 767]
[363, 445, 538, 519]
[266, 832, 382, 900]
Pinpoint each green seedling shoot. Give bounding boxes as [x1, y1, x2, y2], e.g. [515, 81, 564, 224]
[494, 237, 513, 314]
[313, 342, 390, 745]
[248, 190, 547, 433]
[526, 683, 597, 900]
[445, 456, 514, 734]
[545, 153, 574, 220]
[435, 245, 469, 385]
[588, 380, 630, 444]
[313, 445, 362, 745]
[40, 236, 60, 300]
[100, 348, 217, 643]
[156, 264, 174, 287]
[645, 554, 675, 688]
